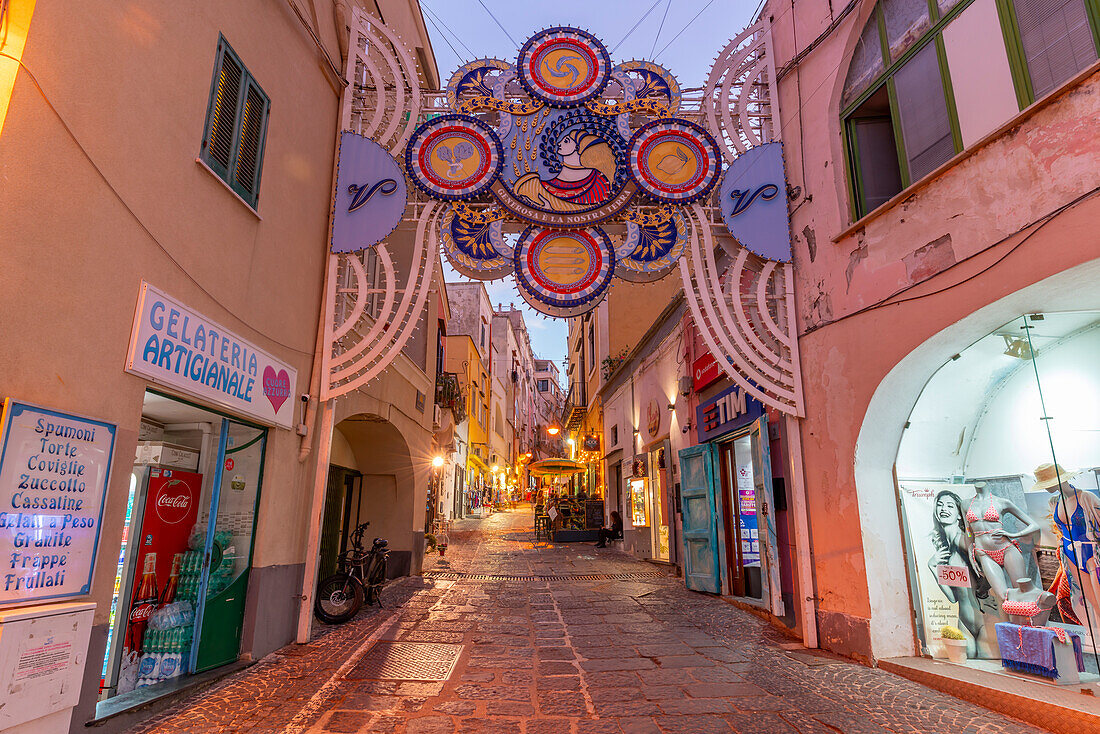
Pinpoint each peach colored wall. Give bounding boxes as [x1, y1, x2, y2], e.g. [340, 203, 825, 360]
[0, 0, 344, 627]
[768, 0, 1100, 659]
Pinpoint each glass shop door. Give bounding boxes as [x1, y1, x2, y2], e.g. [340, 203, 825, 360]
[193, 419, 267, 673]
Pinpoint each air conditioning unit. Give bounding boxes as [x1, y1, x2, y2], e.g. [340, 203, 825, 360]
[678, 375, 692, 397]
[433, 405, 442, 428]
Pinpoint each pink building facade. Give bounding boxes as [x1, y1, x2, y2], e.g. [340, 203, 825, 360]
[770, 0, 1100, 723]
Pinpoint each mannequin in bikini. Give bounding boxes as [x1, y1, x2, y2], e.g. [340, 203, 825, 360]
[963, 481, 1041, 603]
[1032, 464, 1100, 631]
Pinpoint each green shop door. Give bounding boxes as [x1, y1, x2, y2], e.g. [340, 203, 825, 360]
[678, 444, 721, 593]
[193, 420, 267, 673]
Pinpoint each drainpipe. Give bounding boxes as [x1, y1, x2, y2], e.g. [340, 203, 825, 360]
[785, 414, 819, 648]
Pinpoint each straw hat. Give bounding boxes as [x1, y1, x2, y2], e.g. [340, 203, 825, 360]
[1029, 463, 1080, 491]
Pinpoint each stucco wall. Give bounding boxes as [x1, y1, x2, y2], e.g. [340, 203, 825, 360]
[0, 0, 341, 630]
[770, 0, 1100, 660]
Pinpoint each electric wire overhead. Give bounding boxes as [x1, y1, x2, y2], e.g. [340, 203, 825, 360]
[475, 0, 518, 47]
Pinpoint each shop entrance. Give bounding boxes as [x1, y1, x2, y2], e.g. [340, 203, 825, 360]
[893, 311, 1100, 682]
[100, 391, 266, 704]
[647, 444, 671, 561]
[718, 433, 761, 599]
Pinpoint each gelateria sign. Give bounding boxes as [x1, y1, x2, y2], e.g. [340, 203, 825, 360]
[125, 282, 298, 429]
[0, 400, 115, 604]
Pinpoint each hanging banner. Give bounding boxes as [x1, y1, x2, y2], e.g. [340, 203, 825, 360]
[718, 141, 792, 262]
[0, 400, 115, 604]
[331, 132, 408, 253]
[125, 282, 298, 429]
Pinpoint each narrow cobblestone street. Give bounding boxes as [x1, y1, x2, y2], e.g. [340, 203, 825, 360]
[129, 508, 1046, 734]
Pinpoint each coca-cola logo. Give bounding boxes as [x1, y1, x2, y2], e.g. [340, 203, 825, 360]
[155, 479, 193, 525]
[129, 602, 154, 623]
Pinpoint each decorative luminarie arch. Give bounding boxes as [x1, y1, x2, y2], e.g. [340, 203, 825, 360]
[322, 12, 802, 417]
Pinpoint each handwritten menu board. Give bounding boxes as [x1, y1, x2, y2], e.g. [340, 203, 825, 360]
[0, 400, 115, 604]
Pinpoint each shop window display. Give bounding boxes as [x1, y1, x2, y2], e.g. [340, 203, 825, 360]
[99, 391, 266, 708]
[896, 312, 1100, 684]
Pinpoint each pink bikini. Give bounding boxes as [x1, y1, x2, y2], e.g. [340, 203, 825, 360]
[967, 496, 1020, 567]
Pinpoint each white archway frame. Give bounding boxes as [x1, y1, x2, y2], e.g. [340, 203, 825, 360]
[854, 257, 1100, 659]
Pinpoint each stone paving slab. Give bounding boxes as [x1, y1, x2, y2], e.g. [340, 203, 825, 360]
[127, 507, 1048, 734]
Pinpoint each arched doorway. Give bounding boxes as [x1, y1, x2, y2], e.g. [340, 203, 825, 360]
[317, 415, 417, 580]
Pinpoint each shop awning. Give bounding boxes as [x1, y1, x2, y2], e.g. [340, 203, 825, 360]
[527, 458, 586, 477]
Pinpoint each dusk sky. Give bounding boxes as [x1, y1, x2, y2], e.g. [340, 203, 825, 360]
[426, 0, 759, 376]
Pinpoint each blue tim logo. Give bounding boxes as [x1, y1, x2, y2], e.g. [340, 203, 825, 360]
[728, 184, 780, 217]
[347, 180, 398, 213]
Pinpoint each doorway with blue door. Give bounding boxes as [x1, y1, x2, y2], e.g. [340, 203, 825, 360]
[679, 382, 790, 621]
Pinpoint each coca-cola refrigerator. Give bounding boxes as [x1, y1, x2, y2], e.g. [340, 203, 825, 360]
[102, 467, 202, 696]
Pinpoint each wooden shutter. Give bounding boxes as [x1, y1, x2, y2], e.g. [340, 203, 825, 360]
[205, 45, 243, 177]
[233, 79, 269, 201]
[893, 42, 956, 181]
[201, 37, 270, 208]
[1014, 0, 1097, 98]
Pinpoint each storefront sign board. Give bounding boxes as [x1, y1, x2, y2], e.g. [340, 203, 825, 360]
[125, 283, 298, 429]
[695, 384, 763, 442]
[692, 352, 722, 392]
[0, 400, 116, 605]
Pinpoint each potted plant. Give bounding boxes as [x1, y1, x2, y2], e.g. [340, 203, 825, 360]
[940, 625, 968, 664]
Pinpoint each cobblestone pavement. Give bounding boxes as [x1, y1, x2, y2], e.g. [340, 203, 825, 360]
[129, 506, 1046, 734]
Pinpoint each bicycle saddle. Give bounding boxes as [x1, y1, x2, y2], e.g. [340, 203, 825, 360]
[373, 538, 388, 548]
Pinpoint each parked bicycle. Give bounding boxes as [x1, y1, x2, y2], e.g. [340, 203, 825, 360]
[314, 522, 389, 624]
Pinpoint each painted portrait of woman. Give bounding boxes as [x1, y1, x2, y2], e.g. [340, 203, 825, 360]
[513, 128, 616, 212]
[927, 489, 991, 655]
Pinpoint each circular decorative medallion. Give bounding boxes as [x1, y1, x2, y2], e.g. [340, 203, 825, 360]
[440, 207, 511, 280]
[405, 114, 503, 200]
[513, 226, 615, 316]
[628, 119, 721, 204]
[496, 109, 631, 224]
[517, 28, 611, 107]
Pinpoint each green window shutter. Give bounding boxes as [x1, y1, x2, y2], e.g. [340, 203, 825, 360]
[201, 36, 269, 209]
[203, 42, 243, 179]
[232, 79, 269, 205]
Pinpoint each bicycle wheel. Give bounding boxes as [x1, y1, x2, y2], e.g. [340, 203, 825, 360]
[364, 556, 387, 606]
[314, 573, 364, 624]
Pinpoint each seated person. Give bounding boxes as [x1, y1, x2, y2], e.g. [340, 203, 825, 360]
[595, 510, 624, 548]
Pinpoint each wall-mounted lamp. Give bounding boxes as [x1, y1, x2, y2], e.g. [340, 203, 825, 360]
[1002, 335, 1033, 360]
[431, 455, 444, 468]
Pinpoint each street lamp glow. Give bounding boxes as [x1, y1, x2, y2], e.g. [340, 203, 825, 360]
[491, 464, 500, 473]
[431, 455, 444, 468]
[547, 422, 560, 436]
[567, 438, 575, 446]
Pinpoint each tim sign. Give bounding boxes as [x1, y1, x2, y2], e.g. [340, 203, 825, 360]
[695, 384, 764, 442]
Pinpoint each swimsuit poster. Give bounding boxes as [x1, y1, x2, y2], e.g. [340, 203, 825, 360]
[897, 481, 1000, 658]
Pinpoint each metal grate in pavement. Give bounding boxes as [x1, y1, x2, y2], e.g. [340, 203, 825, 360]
[423, 571, 666, 582]
[345, 642, 463, 681]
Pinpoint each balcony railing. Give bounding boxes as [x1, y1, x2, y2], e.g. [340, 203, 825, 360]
[436, 373, 467, 424]
[561, 382, 586, 431]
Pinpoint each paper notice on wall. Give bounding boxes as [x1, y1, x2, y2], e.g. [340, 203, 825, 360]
[13, 640, 72, 683]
